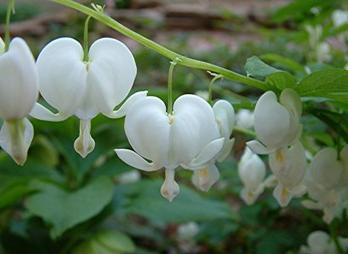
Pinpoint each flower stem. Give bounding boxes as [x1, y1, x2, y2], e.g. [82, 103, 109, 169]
[208, 72, 223, 104]
[4, 0, 15, 51]
[330, 222, 344, 254]
[167, 59, 179, 114]
[51, 0, 268, 91]
[83, 15, 92, 62]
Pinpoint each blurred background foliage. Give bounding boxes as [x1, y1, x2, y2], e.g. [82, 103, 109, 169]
[0, 0, 348, 253]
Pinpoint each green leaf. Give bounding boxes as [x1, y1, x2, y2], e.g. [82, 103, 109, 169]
[96, 230, 135, 253]
[72, 230, 135, 254]
[114, 180, 236, 225]
[266, 72, 297, 90]
[245, 56, 281, 79]
[260, 54, 305, 73]
[296, 69, 348, 103]
[25, 177, 114, 238]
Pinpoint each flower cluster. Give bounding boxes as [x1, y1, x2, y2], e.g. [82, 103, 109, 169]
[238, 89, 348, 224]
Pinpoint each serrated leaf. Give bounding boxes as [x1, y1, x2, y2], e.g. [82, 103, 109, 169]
[296, 69, 348, 103]
[25, 177, 113, 238]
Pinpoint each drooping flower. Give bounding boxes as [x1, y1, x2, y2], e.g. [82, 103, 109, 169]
[192, 100, 235, 191]
[115, 95, 224, 201]
[236, 109, 254, 129]
[332, 10, 348, 27]
[31, 37, 145, 157]
[269, 141, 307, 207]
[247, 89, 302, 154]
[299, 231, 348, 254]
[303, 146, 345, 223]
[238, 147, 266, 205]
[0, 38, 39, 165]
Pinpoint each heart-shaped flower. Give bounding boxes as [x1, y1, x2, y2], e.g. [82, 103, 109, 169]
[238, 147, 266, 205]
[303, 146, 346, 223]
[0, 37, 39, 165]
[247, 89, 302, 154]
[31, 37, 145, 157]
[192, 100, 235, 191]
[115, 94, 224, 201]
[269, 141, 307, 207]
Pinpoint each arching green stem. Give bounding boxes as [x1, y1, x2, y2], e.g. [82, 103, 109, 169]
[168, 59, 179, 114]
[4, 0, 15, 51]
[51, 0, 268, 91]
[208, 72, 223, 104]
[83, 15, 92, 62]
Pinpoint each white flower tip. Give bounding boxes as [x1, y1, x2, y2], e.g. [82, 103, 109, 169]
[192, 165, 220, 192]
[273, 184, 292, 207]
[74, 120, 95, 158]
[0, 119, 33, 166]
[161, 169, 180, 202]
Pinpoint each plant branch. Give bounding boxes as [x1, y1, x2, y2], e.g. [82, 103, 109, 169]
[51, 0, 268, 90]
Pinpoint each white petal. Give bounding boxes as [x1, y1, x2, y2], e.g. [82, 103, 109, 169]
[105, 91, 148, 118]
[192, 164, 220, 192]
[269, 142, 307, 189]
[279, 89, 302, 121]
[74, 120, 95, 158]
[273, 183, 292, 207]
[213, 100, 235, 139]
[37, 37, 87, 115]
[30, 103, 70, 122]
[246, 140, 271, 154]
[87, 38, 137, 115]
[238, 147, 266, 191]
[217, 138, 235, 162]
[254, 91, 291, 150]
[0, 37, 5, 53]
[0, 38, 38, 119]
[184, 138, 224, 169]
[124, 96, 170, 168]
[0, 118, 33, 165]
[308, 147, 343, 189]
[115, 149, 158, 171]
[161, 168, 180, 202]
[170, 95, 220, 166]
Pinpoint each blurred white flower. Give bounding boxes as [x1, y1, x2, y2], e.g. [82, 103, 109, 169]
[269, 141, 307, 207]
[115, 95, 224, 201]
[316, 42, 331, 63]
[247, 89, 302, 154]
[31, 37, 145, 157]
[303, 146, 346, 223]
[192, 100, 235, 191]
[0, 38, 39, 165]
[118, 170, 141, 184]
[332, 10, 348, 27]
[300, 231, 348, 254]
[238, 147, 266, 205]
[236, 109, 254, 129]
[177, 222, 199, 240]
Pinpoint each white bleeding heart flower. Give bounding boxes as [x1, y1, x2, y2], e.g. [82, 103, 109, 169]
[31, 37, 145, 157]
[332, 10, 348, 27]
[299, 231, 342, 254]
[247, 89, 302, 155]
[115, 95, 224, 201]
[236, 109, 254, 129]
[269, 141, 307, 207]
[303, 147, 345, 223]
[192, 100, 235, 192]
[238, 147, 266, 205]
[0, 38, 39, 165]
